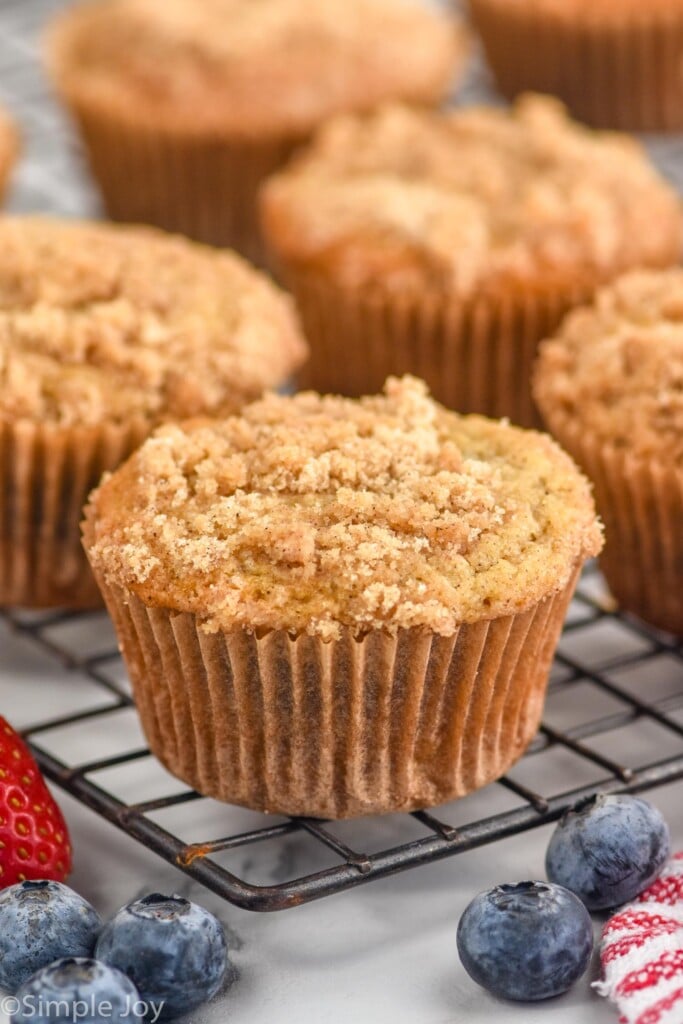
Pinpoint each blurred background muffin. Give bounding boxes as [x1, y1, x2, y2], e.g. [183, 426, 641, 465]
[534, 270, 683, 635]
[46, 0, 468, 266]
[0, 103, 18, 204]
[469, 0, 683, 132]
[0, 216, 305, 609]
[262, 94, 682, 426]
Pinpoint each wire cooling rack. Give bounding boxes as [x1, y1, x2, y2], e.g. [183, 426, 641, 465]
[2, 566, 683, 912]
[0, 0, 682, 912]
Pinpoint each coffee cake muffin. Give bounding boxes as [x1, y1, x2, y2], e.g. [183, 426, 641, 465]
[46, 0, 467, 266]
[0, 216, 305, 609]
[261, 95, 682, 426]
[0, 105, 18, 203]
[469, 0, 683, 131]
[84, 376, 601, 818]
[535, 271, 683, 635]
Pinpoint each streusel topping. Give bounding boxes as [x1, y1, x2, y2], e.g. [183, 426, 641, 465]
[49, 0, 464, 136]
[86, 376, 602, 639]
[535, 271, 683, 463]
[262, 96, 682, 296]
[0, 218, 305, 426]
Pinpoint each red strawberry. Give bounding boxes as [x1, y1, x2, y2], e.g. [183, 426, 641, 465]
[0, 716, 72, 888]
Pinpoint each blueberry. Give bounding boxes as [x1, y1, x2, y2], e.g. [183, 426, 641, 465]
[546, 794, 670, 911]
[11, 958, 139, 1024]
[457, 880, 593, 1001]
[0, 881, 102, 993]
[95, 893, 228, 1020]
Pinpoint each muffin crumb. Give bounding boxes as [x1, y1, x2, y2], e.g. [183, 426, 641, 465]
[0, 217, 305, 426]
[48, 0, 466, 136]
[535, 270, 683, 463]
[86, 376, 602, 639]
[262, 95, 681, 296]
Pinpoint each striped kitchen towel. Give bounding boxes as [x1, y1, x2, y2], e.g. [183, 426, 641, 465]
[596, 852, 683, 1024]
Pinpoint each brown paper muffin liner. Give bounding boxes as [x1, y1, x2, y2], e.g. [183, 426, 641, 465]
[280, 268, 601, 427]
[0, 417, 149, 609]
[60, 93, 300, 267]
[86, 562, 580, 819]
[538, 417, 683, 636]
[469, 0, 683, 132]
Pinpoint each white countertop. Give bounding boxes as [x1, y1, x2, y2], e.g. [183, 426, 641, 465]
[1, 607, 681, 1024]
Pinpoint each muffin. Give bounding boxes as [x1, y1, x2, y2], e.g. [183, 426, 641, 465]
[535, 271, 683, 636]
[46, 0, 467, 266]
[261, 95, 682, 427]
[0, 216, 305, 609]
[469, 0, 683, 132]
[83, 375, 602, 818]
[0, 105, 18, 203]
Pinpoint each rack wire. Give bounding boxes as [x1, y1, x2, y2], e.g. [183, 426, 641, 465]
[3, 565, 683, 912]
[1, 0, 682, 912]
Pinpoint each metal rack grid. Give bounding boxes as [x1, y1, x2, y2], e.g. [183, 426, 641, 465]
[2, 566, 683, 912]
[0, 0, 682, 913]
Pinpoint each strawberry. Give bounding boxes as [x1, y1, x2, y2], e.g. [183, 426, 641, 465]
[0, 716, 72, 888]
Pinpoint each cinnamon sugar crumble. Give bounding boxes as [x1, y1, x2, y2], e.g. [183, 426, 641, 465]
[0, 217, 305, 426]
[261, 95, 681, 295]
[86, 376, 602, 639]
[49, 0, 464, 136]
[535, 270, 683, 463]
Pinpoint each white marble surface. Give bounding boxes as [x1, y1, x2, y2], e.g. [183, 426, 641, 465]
[0, 604, 681, 1024]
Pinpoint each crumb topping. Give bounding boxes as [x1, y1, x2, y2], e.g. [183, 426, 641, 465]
[48, 0, 465, 136]
[535, 270, 683, 464]
[261, 96, 682, 296]
[86, 376, 602, 639]
[0, 218, 305, 426]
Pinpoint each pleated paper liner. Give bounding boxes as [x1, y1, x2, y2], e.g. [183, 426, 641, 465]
[537, 416, 683, 636]
[277, 268, 606, 428]
[0, 417, 148, 609]
[469, 0, 683, 132]
[53, 86, 300, 269]
[84, 549, 581, 819]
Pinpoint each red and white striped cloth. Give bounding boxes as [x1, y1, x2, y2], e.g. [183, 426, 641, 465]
[597, 853, 683, 1024]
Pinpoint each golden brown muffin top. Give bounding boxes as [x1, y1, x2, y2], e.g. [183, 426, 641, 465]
[0, 217, 306, 427]
[85, 376, 602, 639]
[47, 0, 466, 137]
[262, 96, 682, 297]
[535, 271, 683, 464]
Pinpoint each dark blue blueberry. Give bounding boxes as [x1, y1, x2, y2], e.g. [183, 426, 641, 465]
[457, 880, 593, 1001]
[0, 881, 102, 993]
[95, 894, 228, 1020]
[546, 794, 671, 911]
[11, 958, 139, 1024]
